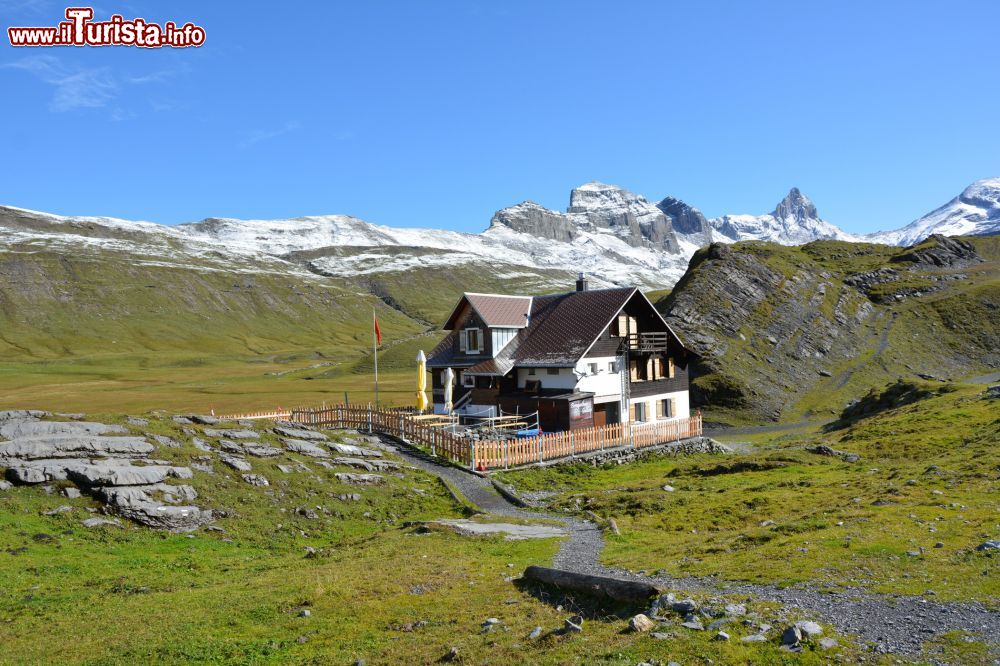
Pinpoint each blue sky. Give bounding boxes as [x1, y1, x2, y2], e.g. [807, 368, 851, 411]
[1, 1, 998, 234]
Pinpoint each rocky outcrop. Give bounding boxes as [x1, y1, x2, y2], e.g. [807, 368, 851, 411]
[891, 234, 983, 268]
[0, 414, 213, 532]
[660, 235, 997, 420]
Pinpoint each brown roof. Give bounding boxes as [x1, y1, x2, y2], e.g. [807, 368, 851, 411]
[429, 286, 688, 372]
[443, 293, 532, 329]
[508, 287, 636, 366]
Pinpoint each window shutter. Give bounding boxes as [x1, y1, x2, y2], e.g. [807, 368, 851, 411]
[669, 398, 676, 418]
[618, 314, 628, 336]
[459, 330, 467, 352]
[629, 360, 638, 381]
[648, 401, 655, 422]
[629, 403, 636, 422]
[646, 357, 654, 380]
[668, 357, 675, 379]
[656, 400, 664, 419]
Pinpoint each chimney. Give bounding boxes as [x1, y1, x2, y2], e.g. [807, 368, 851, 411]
[575, 272, 588, 292]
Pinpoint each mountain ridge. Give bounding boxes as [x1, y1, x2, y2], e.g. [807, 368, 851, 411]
[2, 178, 998, 297]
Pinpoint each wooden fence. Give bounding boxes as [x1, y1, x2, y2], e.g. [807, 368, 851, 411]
[287, 404, 702, 471]
[215, 409, 292, 421]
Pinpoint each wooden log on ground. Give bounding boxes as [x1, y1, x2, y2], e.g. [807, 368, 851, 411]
[521, 565, 659, 604]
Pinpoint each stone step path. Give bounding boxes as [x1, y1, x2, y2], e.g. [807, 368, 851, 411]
[381, 435, 999, 657]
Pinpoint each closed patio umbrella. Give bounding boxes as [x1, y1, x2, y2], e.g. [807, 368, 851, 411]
[442, 367, 454, 415]
[416, 350, 428, 413]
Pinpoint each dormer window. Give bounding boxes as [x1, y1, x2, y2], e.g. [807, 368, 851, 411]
[460, 327, 482, 354]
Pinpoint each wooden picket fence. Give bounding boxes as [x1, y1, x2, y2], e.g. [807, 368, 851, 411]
[215, 409, 292, 421]
[286, 403, 702, 471]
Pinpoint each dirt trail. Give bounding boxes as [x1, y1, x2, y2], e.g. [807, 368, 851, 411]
[385, 437, 1000, 657]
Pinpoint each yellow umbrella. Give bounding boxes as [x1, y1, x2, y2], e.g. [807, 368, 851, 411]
[416, 350, 428, 413]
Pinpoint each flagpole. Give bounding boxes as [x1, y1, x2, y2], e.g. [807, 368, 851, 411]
[373, 308, 379, 407]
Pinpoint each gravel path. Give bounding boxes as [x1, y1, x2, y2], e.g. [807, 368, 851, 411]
[384, 436, 999, 657]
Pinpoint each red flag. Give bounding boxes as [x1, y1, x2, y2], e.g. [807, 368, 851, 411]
[374, 313, 382, 347]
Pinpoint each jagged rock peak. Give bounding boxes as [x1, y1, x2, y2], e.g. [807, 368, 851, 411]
[656, 196, 712, 241]
[773, 187, 819, 223]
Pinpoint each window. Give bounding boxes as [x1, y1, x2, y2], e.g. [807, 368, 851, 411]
[587, 362, 599, 375]
[462, 372, 475, 388]
[528, 368, 536, 376]
[608, 361, 616, 373]
[632, 401, 647, 422]
[525, 379, 541, 393]
[546, 368, 559, 376]
[656, 398, 674, 419]
[461, 328, 481, 354]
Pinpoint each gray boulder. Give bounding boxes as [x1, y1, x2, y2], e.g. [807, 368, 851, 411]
[68, 463, 192, 487]
[150, 434, 181, 448]
[0, 435, 154, 460]
[330, 457, 377, 471]
[782, 625, 802, 645]
[0, 480, 13, 491]
[219, 454, 252, 472]
[629, 614, 656, 632]
[220, 440, 281, 457]
[0, 421, 125, 439]
[6, 459, 92, 483]
[976, 540, 999, 552]
[96, 484, 210, 531]
[189, 415, 219, 425]
[284, 439, 330, 458]
[0, 410, 50, 422]
[241, 474, 269, 487]
[82, 517, 123, 528]
[335, 473, 384, 485]
[204, 428, 259, 440]
[795, 620, 823, 638]
[329, 442, 383, 458]
[273, 426, 327, 442]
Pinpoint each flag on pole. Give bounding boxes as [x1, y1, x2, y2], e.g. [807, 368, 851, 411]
[374, 313, 382, 347]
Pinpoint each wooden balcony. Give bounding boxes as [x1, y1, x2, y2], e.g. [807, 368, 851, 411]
[627, 332, 669, 352]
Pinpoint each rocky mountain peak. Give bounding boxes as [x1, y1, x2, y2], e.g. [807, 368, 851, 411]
[773, 187, 820, 224]
[567, 181, 650, 214]
[656, 196, 713, 244]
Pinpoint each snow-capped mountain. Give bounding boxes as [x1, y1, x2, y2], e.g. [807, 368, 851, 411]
[867, 178, 1000, 246]
[709, 188, 858, 245]
[3, 178, 996, 298]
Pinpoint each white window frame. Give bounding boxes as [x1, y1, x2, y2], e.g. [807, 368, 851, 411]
[634, 402, 646, 422]
[463, 327, 482, 354]
[462, 372, 475, 388]
[587, 362, 599, 375]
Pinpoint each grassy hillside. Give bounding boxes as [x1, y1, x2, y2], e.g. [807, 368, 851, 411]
[0, 416, 876, 665]
[498, 381, 1000, 605]
[657, 235, 999, 423]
